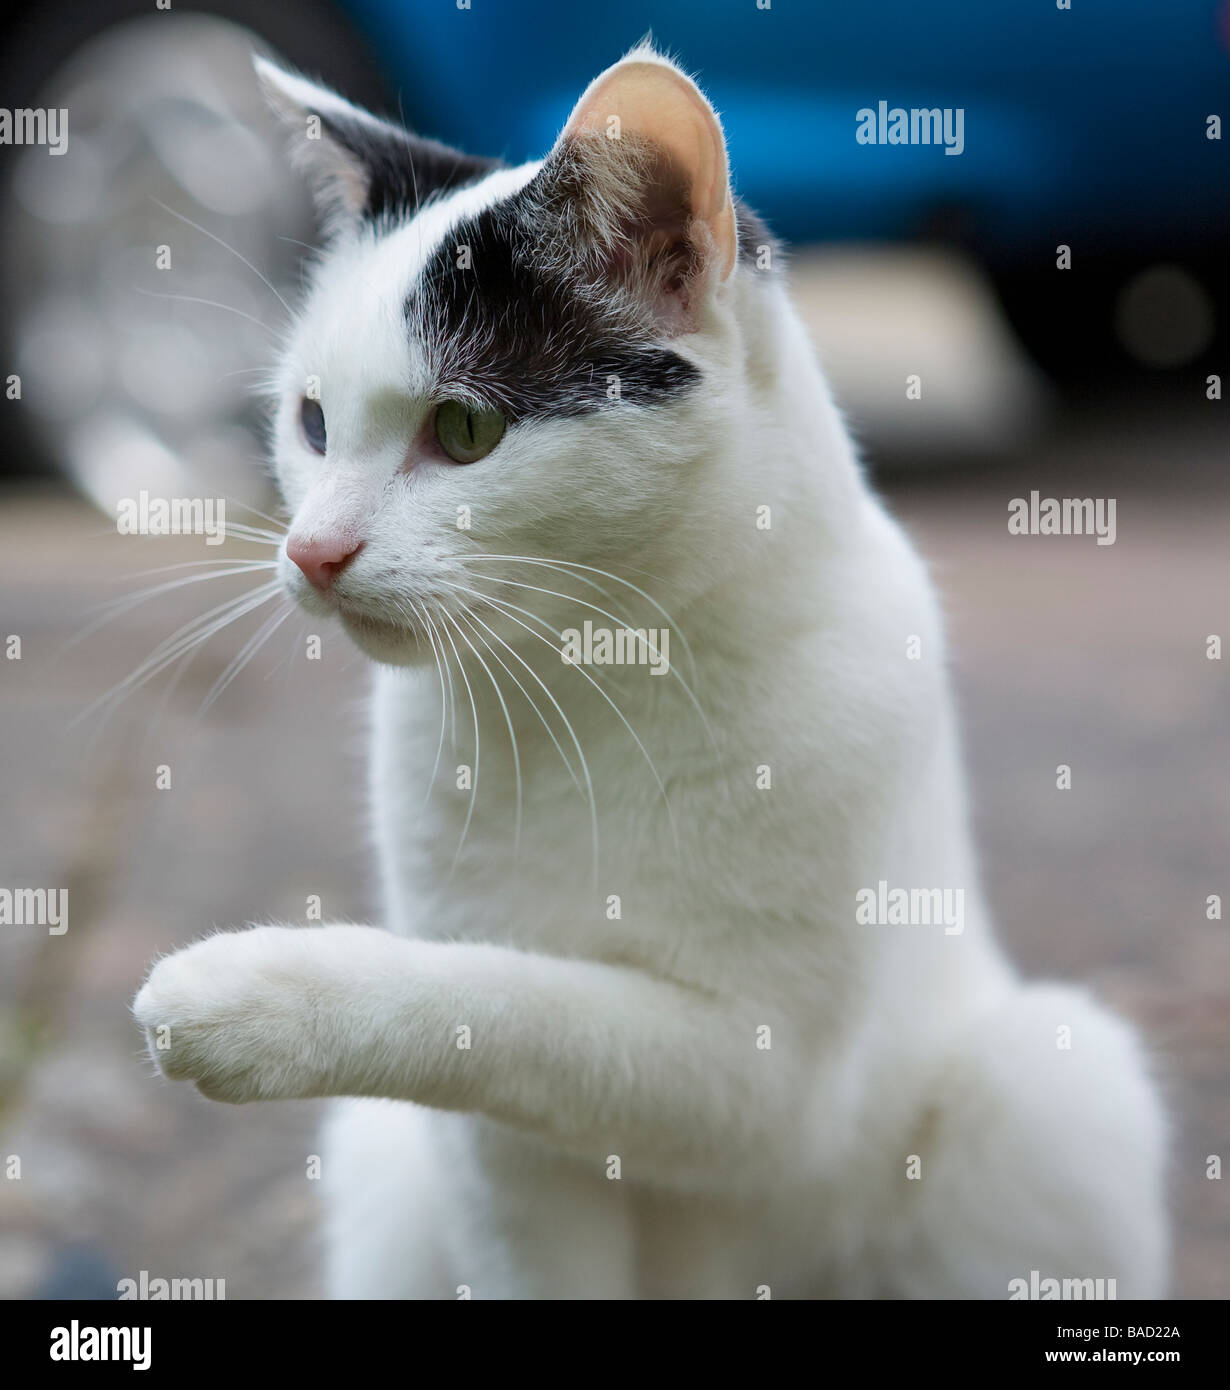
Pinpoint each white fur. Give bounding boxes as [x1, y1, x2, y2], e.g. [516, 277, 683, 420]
[135, 52, 1167, 1299]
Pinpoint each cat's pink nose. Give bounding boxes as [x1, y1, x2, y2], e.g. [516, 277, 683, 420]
[286, 533, 364, 592]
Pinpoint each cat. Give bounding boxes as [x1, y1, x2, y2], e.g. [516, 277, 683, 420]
[133, 44, 1167, 1299]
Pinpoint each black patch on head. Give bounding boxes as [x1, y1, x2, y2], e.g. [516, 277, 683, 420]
[319, 110, 504, 222]
[399, 128, 782, 424]
[406, 169, 706, 424]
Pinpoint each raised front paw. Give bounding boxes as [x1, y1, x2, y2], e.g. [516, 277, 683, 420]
[133, 926, 339, 1103]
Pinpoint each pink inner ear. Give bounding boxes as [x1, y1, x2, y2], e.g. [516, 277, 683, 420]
[561, 59, 737, 281]
[602, 222, 702, 335]
[592, 144, 706, 332]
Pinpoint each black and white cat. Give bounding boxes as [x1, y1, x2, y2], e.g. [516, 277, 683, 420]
[134, 45, 1166, 1299]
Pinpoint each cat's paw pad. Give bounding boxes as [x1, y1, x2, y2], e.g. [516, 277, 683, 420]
[133, 927, 328, 1103]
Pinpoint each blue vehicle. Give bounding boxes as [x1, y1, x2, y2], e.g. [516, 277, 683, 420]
[339, 0, 1230, 381]
[344, 0, 1228, 255]
[1, 0, 1225, 433]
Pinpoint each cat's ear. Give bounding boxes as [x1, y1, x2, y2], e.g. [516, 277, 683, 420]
[254, 57, 498, 235]
[546, 48, 737, 329]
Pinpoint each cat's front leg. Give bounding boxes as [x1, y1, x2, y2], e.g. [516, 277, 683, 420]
[133, 925, 418, 1103]
[134, 923, 808, 1180]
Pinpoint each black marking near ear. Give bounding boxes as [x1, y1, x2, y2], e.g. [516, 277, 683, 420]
[318, 113, 503, 224]
[404, 171, 782, 425]
[735, 201, 780, 269]
[255, 58, 501, 230]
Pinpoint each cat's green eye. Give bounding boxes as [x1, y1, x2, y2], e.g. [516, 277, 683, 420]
[435, 400, 506, 464]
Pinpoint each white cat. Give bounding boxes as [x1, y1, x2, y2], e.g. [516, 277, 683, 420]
[134, 46, 1167, 1299]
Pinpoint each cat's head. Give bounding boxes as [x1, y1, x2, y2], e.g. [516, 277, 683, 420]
[258, 44, 766, 665]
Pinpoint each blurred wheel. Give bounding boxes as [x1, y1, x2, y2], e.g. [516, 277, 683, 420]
[0, 0, 385, 498]
[994, 254, 1227, 390]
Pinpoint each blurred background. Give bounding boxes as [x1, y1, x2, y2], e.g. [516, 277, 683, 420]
[1, 0, 1227, 1298]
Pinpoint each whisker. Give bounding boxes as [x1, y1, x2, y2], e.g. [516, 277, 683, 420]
[132, 286, 278, 340]
[451, 603, 585, 798]
[75, 581, 282, 729]
[473, 588, 677, 851]
[437, 579, 626, 694]
[465, 568, 673, 674]
[438, 605, 522, 856]
[222, 525, 283, 546]
[67, 561, 277, 651]
[432, 597, 459, 754]
[477, 554, 700, 687]
[272, 617, 310, 687]
[463, 564, 716, 756]
[221, 496, 289, 533]
[198, 602, 293, 716]
[449, 601, 598, 883]
[441, 577, 678, 861]
[431, 599, 481, 881]
[463, 547, 620, 604]
[407, 598, 450, 822]
[94, 558, 276, 602]
[140, 638, 199, 758]
[151, 197, 294, 320]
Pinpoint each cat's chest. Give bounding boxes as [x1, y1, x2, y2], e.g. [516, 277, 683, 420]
[378, 763, 716, 963]
[366, 665, 824, 970]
